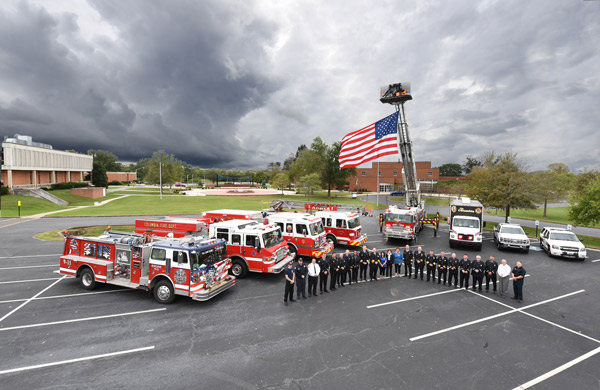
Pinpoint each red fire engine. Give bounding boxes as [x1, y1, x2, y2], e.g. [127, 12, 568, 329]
[203, 209, 264, 222]
[57, 231, 235, 304]
[208, 220, 294, 278]
[134, 216, 210, 238]
[314, 210, 368, 247]
[263, 212, 333, 259]
[384, 204, 425, 243]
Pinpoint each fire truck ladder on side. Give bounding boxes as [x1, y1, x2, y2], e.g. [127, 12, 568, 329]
[269, 200, 365, 213]
[395, 102, 421, 208]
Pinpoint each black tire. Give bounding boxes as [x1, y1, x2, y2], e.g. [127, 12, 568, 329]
[475, 243, 482, 251]
[153, 279, 175, 304]
[523, 247, 529, 254]
[327, 234, 337, 247]
[496, 240, 502, 250]
[449, 240, 454, 249]
[288, 244, 298, 259]
[230, 258, 248, 278]
[79, 268, 96, 290]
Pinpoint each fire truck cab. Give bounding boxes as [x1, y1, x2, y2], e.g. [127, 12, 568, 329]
[384, 205, 425, 243]
[264, 212, 333, 259]
[58, 231, 235, 304]
[208, 220, 294, 278]
[315, 210, 368, 247]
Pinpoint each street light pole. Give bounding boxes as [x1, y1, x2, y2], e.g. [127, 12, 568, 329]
[159, 152, 163, 200]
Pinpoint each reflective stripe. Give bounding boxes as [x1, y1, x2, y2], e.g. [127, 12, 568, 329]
[174, 284, 189, 291]
[59, 268, 76, 275]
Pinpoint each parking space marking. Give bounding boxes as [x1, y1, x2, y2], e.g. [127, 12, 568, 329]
[591, 259, 600, 263]
[0, 265, 56, 270]
[0, 254, 61, 259]
[367, 289, 462, 309]
[512, 346, 600, 390]
[0, 289, 133, 305]
[0, 277, 65, 285]
[0, 276, 66, 324]
[0, 346, 155, 375]
[409, 290, 585, 341]
[0, 308, 166, 332]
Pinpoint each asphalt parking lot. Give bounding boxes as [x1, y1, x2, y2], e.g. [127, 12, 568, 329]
[0, 213, 599, 389]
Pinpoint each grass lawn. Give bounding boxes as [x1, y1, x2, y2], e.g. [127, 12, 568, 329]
[0, 190, 121, 217]
[35, 225, 135, 241]
[49, 194, 378, 217]
[483, 221, 600, 249]
[488, 207, 600, 228]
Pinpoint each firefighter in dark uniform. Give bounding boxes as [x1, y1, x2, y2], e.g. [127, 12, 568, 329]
[437, 251, 448, 285]
[471, 255, 485, 292]
[351, 250, 360, 283]
[426, 249, 437, 282]
[447, 253, 459, 287]
[338, 250, 348, 286]
[459, 254, 471, 289]
[294, 258, 308, 299]
[403, 245, 413, 278]
[511, 261, 526, 302]
[369, 248, 379, 281]
[413, 247, 426, 280]
[379, 213, 384, 233]
[485, 255, 498, 293]
[318, 253, 329, 294]
[283, 262, 295, 305]
[329, 253, 338, 291]
[359, 245, 370, 281]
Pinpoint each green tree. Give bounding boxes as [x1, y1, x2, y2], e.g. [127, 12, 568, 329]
[91, 160, 108, 188]
[568, 170, 600, 226]
[253, 170, 270, 187]
[271, 172, 291, 194]
[321, 141, 355, 197]
[437, 163, 463, 176]
[298, 173, 321, 200]
[145, 151, 184, 188]
[467, 152, 536, 222]
[88, 150, 122, 172]
[532, 163, 575, 217]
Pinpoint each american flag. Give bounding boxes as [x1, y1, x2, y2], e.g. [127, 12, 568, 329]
[339, 112, 399, 169]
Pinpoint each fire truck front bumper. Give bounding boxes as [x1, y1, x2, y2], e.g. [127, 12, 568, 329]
[385, 229, 414, 240]
[268, 254, 296, 274]
[191, 276, 236, 302]
[312, 243, 334, 258]
[348, 234, 368, 247]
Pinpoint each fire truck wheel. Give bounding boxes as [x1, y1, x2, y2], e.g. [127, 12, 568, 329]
[79, 268, 96, 290]
[230, 258, 248, 278]
[326, 234, 337, 247]
[287, 244, 298, 258]
[153, 280, 175, 304]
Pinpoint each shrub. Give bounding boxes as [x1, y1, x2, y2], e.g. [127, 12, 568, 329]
[1, 185, 8, 196]
[50, 182, 89, 190]
[109, 180, 122, 186]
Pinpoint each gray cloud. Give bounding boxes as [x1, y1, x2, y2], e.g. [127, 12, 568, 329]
[0, 0, 598, 172]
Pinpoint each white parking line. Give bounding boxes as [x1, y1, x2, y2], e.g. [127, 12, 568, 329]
[0, 276, 66, 324]
[591, 259, 600, 263]
[0, 265, 56, 270]
[0, 289, 133, 305]
[0, 254, 61, 259]
[512, 346, 600, 390]
[0, 278, 65, 285]
[0, 308, 166, 332]
[0, 346, 155, 375]
[367, 289, 462, 309]
[409, 290, 585, 341]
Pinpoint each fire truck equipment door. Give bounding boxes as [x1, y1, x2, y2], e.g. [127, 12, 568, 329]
[171, 250, 190, 292]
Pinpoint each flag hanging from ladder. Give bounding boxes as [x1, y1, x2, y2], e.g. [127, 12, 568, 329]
[339, 112, 399, 169]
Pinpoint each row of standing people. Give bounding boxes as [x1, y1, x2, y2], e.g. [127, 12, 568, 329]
[284, 245, 527, 304]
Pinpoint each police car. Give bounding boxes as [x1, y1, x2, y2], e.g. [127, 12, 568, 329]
[493, 223, 530, 253]
[539, 227, 587, 260]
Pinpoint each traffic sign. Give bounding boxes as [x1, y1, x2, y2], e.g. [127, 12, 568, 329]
[535, 220, 539, 226]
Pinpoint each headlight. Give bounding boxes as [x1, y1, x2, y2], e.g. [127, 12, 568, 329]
[552, 244, 560, 249]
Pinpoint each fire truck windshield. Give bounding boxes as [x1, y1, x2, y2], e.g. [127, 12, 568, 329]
[347, 217, 360, 229]
[309, 222, 324, 235]
[262, 229, 284, 248]
[190, 245, 226, 271]
[453, 218, 480, 229]
[386, 214, 414, 223]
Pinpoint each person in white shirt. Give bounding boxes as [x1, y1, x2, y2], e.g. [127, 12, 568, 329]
[307, 258, 321, 297]
[497, 259, 511, 297]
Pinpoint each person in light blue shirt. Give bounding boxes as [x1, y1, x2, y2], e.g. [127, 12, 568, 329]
[393, 247, 403, 277]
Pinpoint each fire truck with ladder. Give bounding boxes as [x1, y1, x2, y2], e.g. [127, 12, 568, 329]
[57, 230, 235, 304]
[269, 200, 368, 248]
[203, 209, 333, 259]
[208, 219, 295, 278]
[379, 83, 437, 243]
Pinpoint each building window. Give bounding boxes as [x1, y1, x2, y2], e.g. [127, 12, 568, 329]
[361, 171, 366, 176]
[393, 171, 397, 176]
[428, 171, 433, 176]
[378, 172, 381, 176]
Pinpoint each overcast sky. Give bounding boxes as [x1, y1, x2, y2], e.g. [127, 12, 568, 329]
[0, 0, 598, 172]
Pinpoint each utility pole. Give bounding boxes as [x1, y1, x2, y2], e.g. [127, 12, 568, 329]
[159, 151, 163, 200]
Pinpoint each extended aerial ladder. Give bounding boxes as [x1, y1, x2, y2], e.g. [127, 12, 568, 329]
[380, 83, 438, 234]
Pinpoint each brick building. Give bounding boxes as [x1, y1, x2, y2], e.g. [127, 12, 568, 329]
[107, 172, 137, 183]
[1, 134, 92, 190]
[347, 161, 439, 192]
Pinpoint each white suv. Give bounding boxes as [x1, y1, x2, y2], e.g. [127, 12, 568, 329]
[493, 223, 530, 253]
[539, 227, 587, 260]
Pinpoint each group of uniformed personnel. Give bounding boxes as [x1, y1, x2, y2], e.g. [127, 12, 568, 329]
[283, 243, 527, 305]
